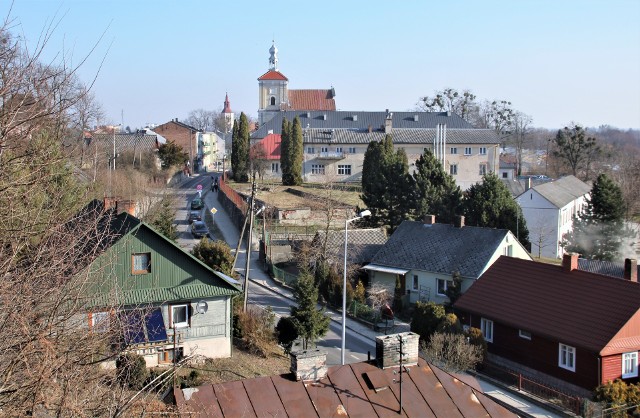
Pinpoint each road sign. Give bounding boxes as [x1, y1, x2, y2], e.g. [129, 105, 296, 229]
[210, 208, 218, 214]
[196, 184, 203, 191]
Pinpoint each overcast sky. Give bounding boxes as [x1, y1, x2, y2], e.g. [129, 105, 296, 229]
[6, 0, 640, 130]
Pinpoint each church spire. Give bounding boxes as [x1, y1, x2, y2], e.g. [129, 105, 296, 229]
[223, 92, 232, 114]
[268, 40, 278, 71]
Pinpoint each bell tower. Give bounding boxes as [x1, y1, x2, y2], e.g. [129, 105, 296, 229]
[258, 40, 288, 125]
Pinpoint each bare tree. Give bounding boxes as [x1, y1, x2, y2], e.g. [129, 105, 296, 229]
[184, 108, 216, 131]
[510, 111, 532, 176]
[421, 333, 483, 372]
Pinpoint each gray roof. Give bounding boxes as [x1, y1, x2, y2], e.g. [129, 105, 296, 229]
[370, 220, 511, 278]
[253, 110, 474, 138]
[301, 127, 500, 145]
[528, 175, 591, 208]
[313, 228, 387, 264]
[88, 133, 159, 154]
[578, 258, 640, 279]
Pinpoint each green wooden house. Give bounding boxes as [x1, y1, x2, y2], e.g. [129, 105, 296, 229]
[80, 199, 241, 367]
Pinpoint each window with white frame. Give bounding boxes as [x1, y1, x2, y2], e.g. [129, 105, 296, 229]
[449, 164, 458, 175]
[171, 304, 189, 328]
[436, 278, 453, 296]
[519, 330, 531, 340]
[450, 147, 458, 154]
[481, 318, 494, 342]
[413, 275, 418, 290]
[132, 253, 151, 274]
[271, 162, 279, 173]
[321, 146, 328, 153]
[464, 147, 472, 155]
[348, 147, 356, 154]
[337, 165, 351, 175]
[479, 147, 487, 155]
[623, 352, 638, 378]
[311, 164, 325, 175]
[558, 343, 576, 371]
[336, 147, 343, 153]
[503, 244, 513, 256]
[306, 147, 315, 154]
[479, 164, 487, 175]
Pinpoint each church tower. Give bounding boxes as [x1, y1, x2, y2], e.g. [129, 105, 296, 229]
[222, 92, 234, 134]
[258, 40, 289, 126]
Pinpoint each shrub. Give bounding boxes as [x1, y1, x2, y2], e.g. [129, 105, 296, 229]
[594, 379, 640, 417]
[466, 327, 488, 359]
[436, 313, 462, 334]
[410, 301, 445, 343]
[421, 332, 483, 372]
[276, 316, 298, 354]
[353, 280, 366, 304]
[235, 306, 277, 357]
[116, 353, 148, 390]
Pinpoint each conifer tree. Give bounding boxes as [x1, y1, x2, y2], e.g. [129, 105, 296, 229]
[386, 148, 415, 231]
[361, 135, 395, 227]
[463, 173, 530, 247]
[230, 119, 239, 179]
[290, 116, 304, 185]
[280, 118, 292, 185]
[234, 112, 250, 182]
[413, 150, 463, 224]
[562, 173, 633, 260]
[290, 268, 330, 350]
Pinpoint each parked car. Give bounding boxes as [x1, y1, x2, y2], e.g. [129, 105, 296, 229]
[190, 221, 209, 239]
[190, 198, 204, 210]
[188, 211, 202, 223]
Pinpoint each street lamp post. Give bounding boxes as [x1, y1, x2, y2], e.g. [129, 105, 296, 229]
[342, 209, 371, 365]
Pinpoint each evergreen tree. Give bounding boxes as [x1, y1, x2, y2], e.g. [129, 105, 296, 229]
[280, 118, 292, 185]
[463, 173, 530, 247]
[413, 150, 463, 224]
[361, 135, 399, 228]
[230, 119, 239, 179]
[290, 268, 330, 350]
[145, 195, 178, 241]
[386, 148, 415, 232]
[157, 140, 189, 169]
[562, 173, 632, 261]
[234, 112, 250, 182]
[290, 116, 304, 185]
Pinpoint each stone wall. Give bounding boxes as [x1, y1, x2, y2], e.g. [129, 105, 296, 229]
[290, 349, 327, 381]
[375, 332, 419, 369]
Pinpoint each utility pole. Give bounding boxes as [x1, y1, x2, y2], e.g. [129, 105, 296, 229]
[243, 172, 257, 312]
[112, 127, 116, 170]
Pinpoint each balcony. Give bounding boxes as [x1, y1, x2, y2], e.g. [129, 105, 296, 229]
[317, 151, 345, 160]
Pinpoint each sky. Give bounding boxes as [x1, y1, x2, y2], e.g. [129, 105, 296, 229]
[5, 0, 640, 131]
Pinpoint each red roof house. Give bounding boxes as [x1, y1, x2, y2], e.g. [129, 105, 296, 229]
[454, 254, 640, 394]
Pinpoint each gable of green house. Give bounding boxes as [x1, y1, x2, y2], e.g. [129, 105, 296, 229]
[85, 221, 240, 309]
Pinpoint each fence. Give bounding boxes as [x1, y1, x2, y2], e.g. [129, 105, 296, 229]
[479, 362, 584, 415]
[268, 261, 298, 287]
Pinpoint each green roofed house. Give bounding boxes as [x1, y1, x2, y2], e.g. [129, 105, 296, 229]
[79, 198, 241, 367]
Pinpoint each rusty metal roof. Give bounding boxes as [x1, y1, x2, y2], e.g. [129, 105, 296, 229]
[175, 359, 517, 417]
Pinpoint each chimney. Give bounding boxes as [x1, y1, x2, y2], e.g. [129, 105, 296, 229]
[624, 258, 638, 282]
[368, 125, 372, 133]
[456, 215, 465, 228]
[384, 111, 393, 134]
[376, 332, 419, 369]
[423, 215, 435, 225]
[116, 200, 137, 216]
[290, 349, 327, 381]
[562, 252, 579, 273]
[103, 196, 117, 211]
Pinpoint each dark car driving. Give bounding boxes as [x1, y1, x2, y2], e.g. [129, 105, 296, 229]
[190, 221, 209, 239]
[188, 210, 202, 223]
[190, 198, 204, 210]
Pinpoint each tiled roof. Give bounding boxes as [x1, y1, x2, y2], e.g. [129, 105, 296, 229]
[252, 110, 474, 138]
[454, 256, 640, 353]
[174, 358, 517, 417]
[313, 228, 387, 264]
[578, 258, 640, 279]
[88, 133, 159, 154]
[370, 221, 513, 279]
[530, 175, 590, 208]
[302, 127, 500, 145]
[258, 70, 288, 81]
[256, 133, 281, 159]
[285, 89, 336, 111]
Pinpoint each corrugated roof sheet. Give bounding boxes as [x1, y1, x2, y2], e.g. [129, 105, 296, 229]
[89, 133, 159, 154]
[454, 256, 640, 353]
[252, 111, 474, 139]
[531, 175, 590, 208]
[256, 133, 281, 159]
[175, 358, 517, 417]
[370, 221, 515, 279]
[578, 258, 640, 279]
[286, 89, 336, 111]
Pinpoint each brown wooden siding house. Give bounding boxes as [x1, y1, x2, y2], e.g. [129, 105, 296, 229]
[454, 254, 640, 395]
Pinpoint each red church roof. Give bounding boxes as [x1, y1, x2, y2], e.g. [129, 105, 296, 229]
[223, 93, 232, 114]
[286, 89, 336, 111]
[257, 134, 281, 160]
[258, 70, 288, 81]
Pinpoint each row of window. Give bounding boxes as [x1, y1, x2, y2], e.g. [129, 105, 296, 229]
[306, 147, 357, 154]
[272, 163, 353, 176]
[449, 147, 487, 156]
[478, 318, 639, 377]
[448, 164, 488, 176]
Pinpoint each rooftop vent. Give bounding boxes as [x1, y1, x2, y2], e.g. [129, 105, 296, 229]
[306, 112, 311, 118]
[352, 115, 358, 121]
[413, 115, 419, 122]
[322, 114, 327, 121]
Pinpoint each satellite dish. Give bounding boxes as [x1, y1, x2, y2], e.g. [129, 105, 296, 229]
[195, 300, 208, 314]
